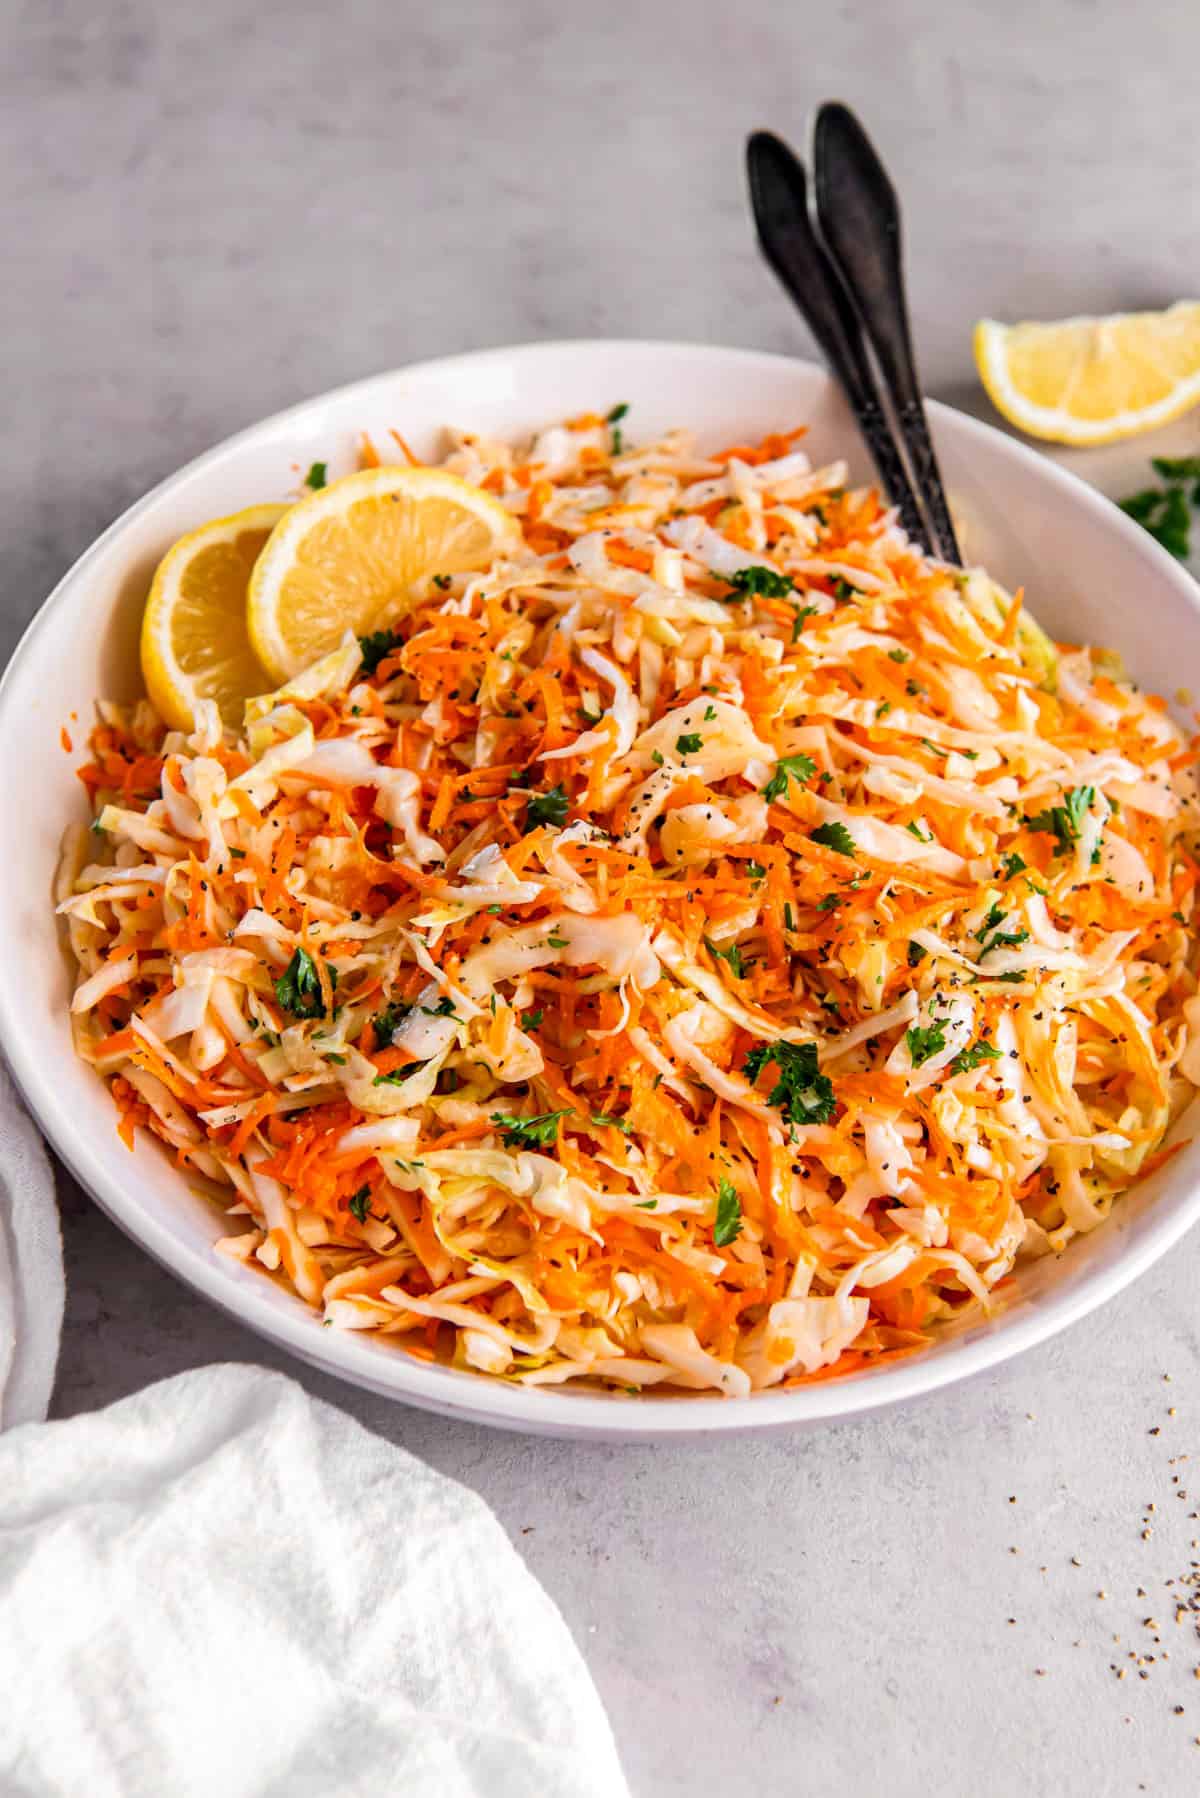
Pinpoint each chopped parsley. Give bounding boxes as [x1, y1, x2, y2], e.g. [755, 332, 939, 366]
[704, 705, 717, 721]
[371, 1001, 410, 1042]
[907, 940, 927, 967]
[762, 752, 817, 803]
[303, 460, 327, 490]
[590, 1112, 631, 1133]
[420, 996, 457, 1018]
[1026, 784, 1094, 855]
[810, 820, 856, 858]
[546, 933, 567, 948]
[1118, 483, 1191, 558]
[651, 749, 665, 766]
[607, 401, 629, 454]
[744, 860, 766, 881]
[725, 564, 794, 599]
[275, 947, 336, 1019]
[831, 577, 859, 601]
[950, 1040, 1003, 1075]
[348, 1186, 372, 1223]
[905, 1020, 947, 1068]
[905, 821, 931, 842]
[743, 1039, 836, 1126]
[976, 906, 1030, 954]
[1000, 851, 1027, 878]
[705, 936, 745, 979]
[526, 783, 570, 829]
[791, 604, 818, 641]
[676, 732, 703, 756]
[358, 627, 403, 676]
[521, 1008, 544, 1030]
[713, 1178, 743, 1248]
[887, 647, 909, 663]
[491, 1108, 574, 1149]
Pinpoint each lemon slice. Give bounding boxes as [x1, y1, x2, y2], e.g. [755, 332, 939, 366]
[974, 302, 1200, 445]
[246, 466, 521, 682]
[140, 505, 286, 731]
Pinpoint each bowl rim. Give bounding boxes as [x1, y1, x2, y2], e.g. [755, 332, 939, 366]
[9, 334, 1200, 1440]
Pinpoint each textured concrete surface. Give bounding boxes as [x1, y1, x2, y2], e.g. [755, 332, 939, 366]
[9, 3, 1200, 1793]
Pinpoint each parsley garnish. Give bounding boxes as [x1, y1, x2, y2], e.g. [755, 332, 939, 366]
[1026, 785, 1094, 854]
[590, 1112, 631, 1133]
[950, 1041, 1003, 1075]
[373, 1067, 415, 1086]
[705, 936, 745, 979]
[1118, 484, 1191, 558]
[817, 892, 844, 912]
[713, 1178, 743, 1248]
[676, 732, 703, 756]
[704, 705, 717, 721]
[275, 947, 336, 1019]
[905, 1021, 947, 1067]
[831, 577, 859, 601]
[744, 860, 766, 881]
[1000, 851, 1027, 878]
[887, 647, 909, 663]
[304, 461, 327, 490]
[420, 997, 457, 1018]
[1151, 455, 1200, 481]
[546, 933, 567, 948]
[725, 565, 794, 599]
[491, 1108, 574, 1149]
[650, 749, 665, 766]
[976, 906, 1030, 954]
[521, 1008, 544, 1030]
[607, 401, 629, 454]
[358, 628, 402, 676]
[743, 1039, 836, 1126]
[907, 940, 927, 967]
[526, 784, 569, 829]
[348, 1186, 372, 1223]
[371, 1001, 410, 1042]
[791, 604, 817, 641]
[762, 753, 817, 803]
[811, 820, 856, 858]
[906, 821, 931, 842]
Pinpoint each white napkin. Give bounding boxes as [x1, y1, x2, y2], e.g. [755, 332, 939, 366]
[0, 1060, 63, 1430]
[0, 1363, 629, 1798]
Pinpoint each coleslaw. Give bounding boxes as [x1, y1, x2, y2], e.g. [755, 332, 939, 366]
[59, 411, 1200, 1395]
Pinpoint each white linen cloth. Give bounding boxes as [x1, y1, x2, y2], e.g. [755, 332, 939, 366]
[0, 1062, 63, 1431]
[0, 1060, 627, 1798]
[0, 1366, 628, 1797]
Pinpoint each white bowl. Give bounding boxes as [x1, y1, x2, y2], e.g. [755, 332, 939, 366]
[5, 339, 1200, 1441]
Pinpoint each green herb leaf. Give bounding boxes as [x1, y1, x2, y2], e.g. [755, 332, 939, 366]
[526, 784, 570, 829]
[907, 940, 927, 967]
[744, 860, 766, 881]
[358, 628, 403, 676]
[762, 753, 817, 803]
[304, 461, 327, 490]
[811, 820, 856, 858]
[725, 565, 794, 599]
[419, 996, 457, 1018]
[1026, 785, 1094, 854]
[704, 704, 717, 721]
[275, 947, 336, 1018]
[1118, 484, 1191, 558]
[490, 1108, 574, 1149]
[705, 936, 745, 979]
[905, 821, 931, 842]
[887, 647, 910, 663]
[743, 1039, 836, 1126]
[1000, 851, 1027, 878]
[676, 732, 703, 756]
[348, 1186, 372, 1223]
[432, 573, 452, 591]
[371, 1001, 410, 1042]
[607, 402, 629, 455]
[713, 1178, 743, 1247]
[950, 1040, 1003, 1075]
[831, 577, 859, 601]
[1151, 456, 1200, 481]
[521, 1008, 544, 1030]
[791, 604, 818, 641]
[590, 1112, 632, 1133]
[905, 1021, 947, 1068]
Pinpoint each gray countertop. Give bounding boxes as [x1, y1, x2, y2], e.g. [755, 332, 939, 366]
[9, 4, 1200, 1792]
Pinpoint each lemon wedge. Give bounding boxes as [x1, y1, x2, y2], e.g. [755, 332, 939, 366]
[246, 466, 520, 682]
[140, 505, 285, 731]
[974, 302, 1200, 445]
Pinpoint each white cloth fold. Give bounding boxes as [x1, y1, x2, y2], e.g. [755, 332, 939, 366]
[0, 1364, 628, 1797]
[0, 1059, 63, 1430]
